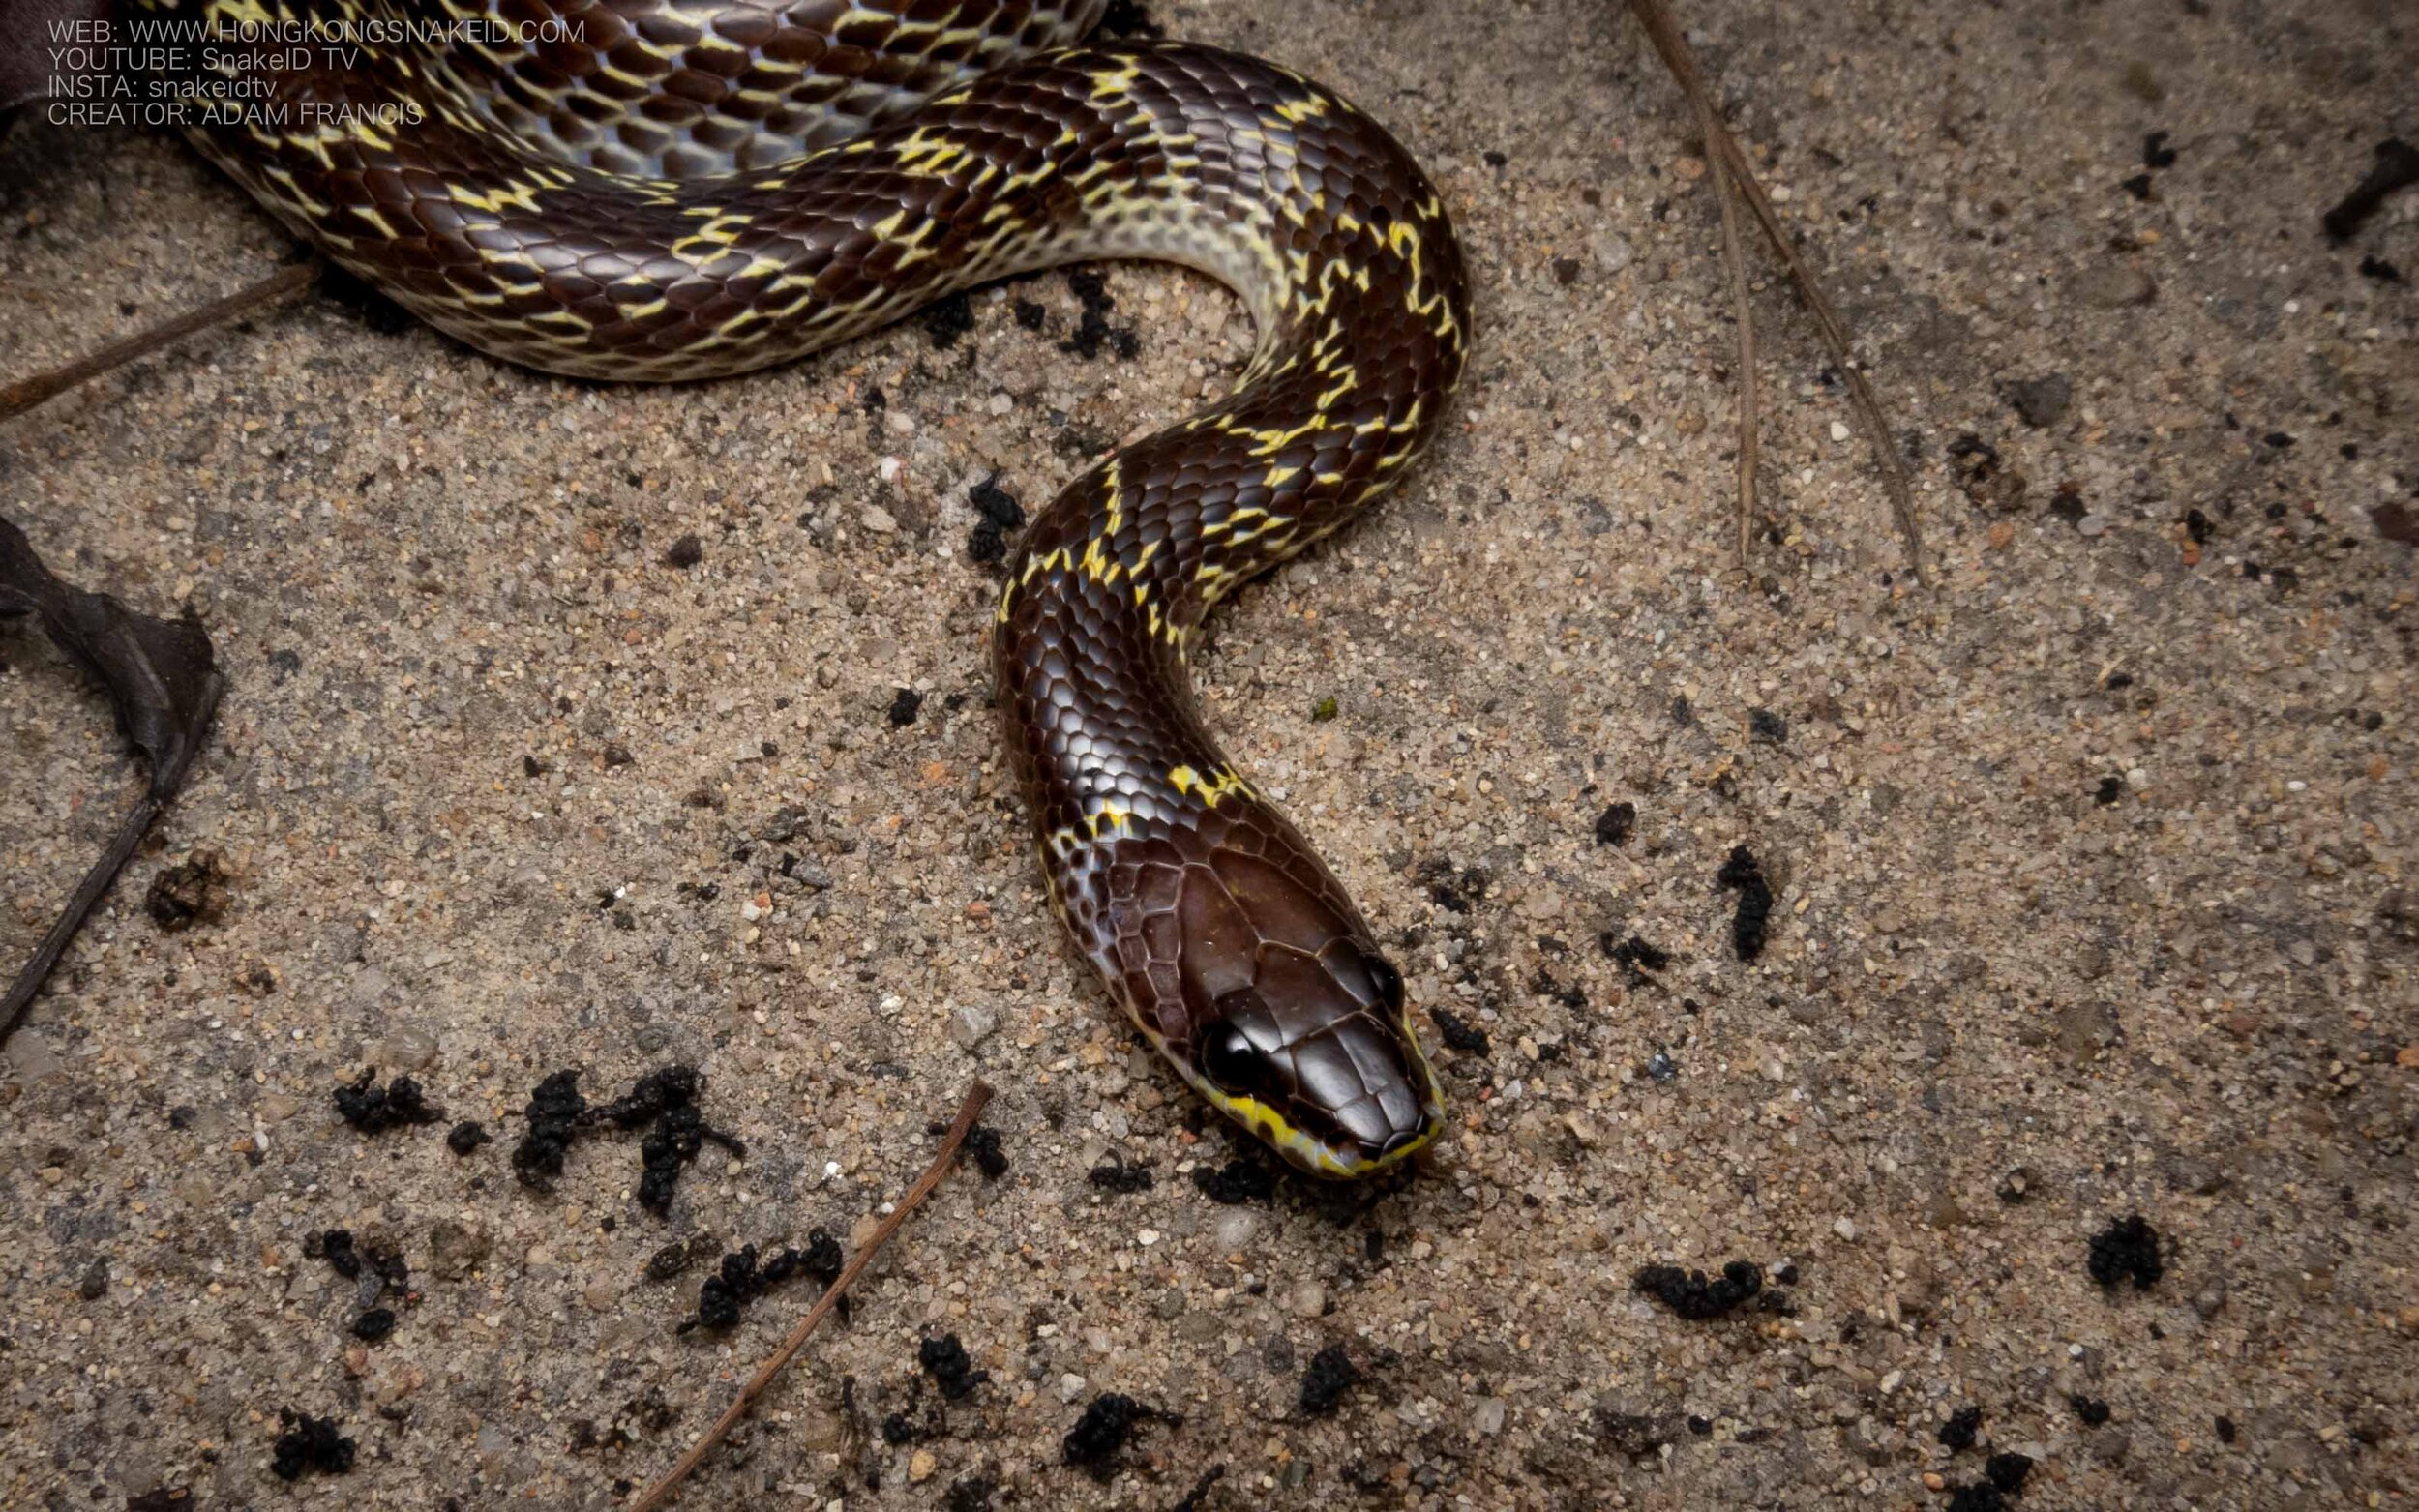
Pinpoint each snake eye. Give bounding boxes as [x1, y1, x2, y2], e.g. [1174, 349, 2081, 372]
[1366, 954, 1405, 1013]
[1201, 1023, 1266, 1098]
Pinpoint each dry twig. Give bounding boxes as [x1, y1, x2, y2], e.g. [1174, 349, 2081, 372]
[1704, 111, 1758, 573]
[0, 259, 318, 424]
[1624, 0, 1928, 585]
[631, 1081, 995, 1511]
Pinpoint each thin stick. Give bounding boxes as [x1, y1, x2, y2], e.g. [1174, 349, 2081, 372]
[1624, 0, 1929, 585]
[0, 259, 319, 425]
[631, 1081, 995, 1512]
[0, 794, 158, 1044]
[1704, 113, 1758, 575]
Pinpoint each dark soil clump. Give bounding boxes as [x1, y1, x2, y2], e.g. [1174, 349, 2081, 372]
[333, 1070, 442, 1134]
[2087, 1213, 2165, 1290]
[1716, 845, 1775, 961]
[270, 1412, 354, 1480]
[1632, 1260, 1763, 1319]
[1299, 1344, 1359, 1414]
[1062, 1393, 1172, 1479]
[1192, 1158, 1275, 1205]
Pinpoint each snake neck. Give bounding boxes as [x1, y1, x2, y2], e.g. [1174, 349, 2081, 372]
[988, 52, 1466, 1173]
[990, 43, 1467, 852]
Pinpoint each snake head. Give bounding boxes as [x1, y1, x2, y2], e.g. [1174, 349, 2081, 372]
[1142, 841, 1445, 1179]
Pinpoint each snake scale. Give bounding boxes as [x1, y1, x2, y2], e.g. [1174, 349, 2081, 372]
[145, 0, 1470, 1176]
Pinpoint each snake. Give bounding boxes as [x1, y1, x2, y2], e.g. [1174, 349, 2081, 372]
[140, 0, 1470, 1177]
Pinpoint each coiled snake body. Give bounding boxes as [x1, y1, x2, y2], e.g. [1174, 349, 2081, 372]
[156, 0, 1468, 1176]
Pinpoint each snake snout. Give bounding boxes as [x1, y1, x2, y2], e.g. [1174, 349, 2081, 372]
[1310, 1015, 1442, 1171]
[1198, 947, 1443, 1176]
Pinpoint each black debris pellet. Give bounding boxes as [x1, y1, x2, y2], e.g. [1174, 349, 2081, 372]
[1062, 1393, 1167, 1479]
[1985, 1452, 2033, 1494]
[921, 290, 975, 348]
[446, 1120, 491, 1156]
[1941, 1405, 1983, 1451]
[511, 1070, 589, 1192]
[970, 473, 1025, 529]
[1945, 1485, 2005, 1512]
[2215, 1413, 2236, 1444]
[663, 533, 703, 569]
[1089, 1158, 1155, 1194]
[888, 687, 924, 727]
[945, 1474, 1000, 1512]
[270, 1412, 355, 1480]
[1593, 801, 1636, 845]
[146, 854, 227, 932]
[967, 472, 1027, 564]
[2121, 172, 2155, 201]
[333, 1070, 442, 1134]
[1429, 1007, 1490, 1056]
[636, 1099, 717, 1213]
[1749, 708, 1788, 744]
[1060, 269, 1138, 360]
[1715, 845, 1774, 962]
[800, 1230, 846, 1290]
[2096, 775, 2126, 805]
[1605, 934, 1670, 977]
[2143, 131, 2177, 168]
[1012, 298, 1048, 331]
[919, 1333, 989, 1400]
[583, 1065, 743, 1216]
[964, 1124, 1009, 1179]
[680, 1243, 812, 1333]
[1193, 1158, 1275, 1205]
[2087, 1213, 2165, 1290]
[2360, 254, 2404, 282]
[1632, 1260, 1762, 1320]
[968, 478, 1025, 564]
[312, 1229, 362, 1280]
[2071, 1395, 2111, 1426]
[350, 1308, 396, 1342]
[2322, 138, 2419, 243]
[881, 1411, 919, 1445]
[1299, 1344, 1359, 1414]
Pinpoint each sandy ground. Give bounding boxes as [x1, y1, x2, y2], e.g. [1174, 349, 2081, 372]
[3, 1, 2416, 1508]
